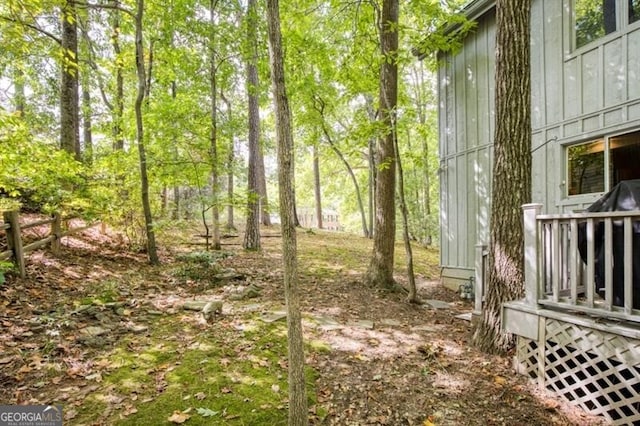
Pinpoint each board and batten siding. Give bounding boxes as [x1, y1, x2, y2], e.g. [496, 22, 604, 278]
[438, 8, 495, 289]
[438, 0, 640, 288]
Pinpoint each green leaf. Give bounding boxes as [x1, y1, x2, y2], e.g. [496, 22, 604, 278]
[196, 407, 219, 418]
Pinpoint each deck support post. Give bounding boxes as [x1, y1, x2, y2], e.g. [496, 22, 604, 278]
[523, 203, 543, 307]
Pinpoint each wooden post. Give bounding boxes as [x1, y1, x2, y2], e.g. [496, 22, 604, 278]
[523, 203, 543, 306]
[3, 211, 26, 278]
[51, 213, 61, 255]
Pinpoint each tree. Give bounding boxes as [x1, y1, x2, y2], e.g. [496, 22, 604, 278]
[60, 0, 80, 160]
[367, 0, 399, 290]
[472, 0, 532, 354]
[134, 0, 159, 265]
[265, 0, 308, 423]
[208, 0, 221, 250]
[243, 0, 261, 251]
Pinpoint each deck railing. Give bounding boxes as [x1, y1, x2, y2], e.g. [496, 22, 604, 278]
[523, 204, 640, 323]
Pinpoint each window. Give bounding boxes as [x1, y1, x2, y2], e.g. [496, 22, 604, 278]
[631, 0, 640, 23]
[567, 130, 640, 196]
[573, 0, 640, 49]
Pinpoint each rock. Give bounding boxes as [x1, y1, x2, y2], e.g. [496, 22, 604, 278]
[127, 324, 149, 333]
[183, 301, 208, 311]
[260, 311, 287, 323]
[81, 326, 109, 337]
[424, 299, 452, 310]
[454, 312, 473, 321]
[348, 320, 374, 330]
[312, 315, 344, 331]
[380, 318, 402, 327]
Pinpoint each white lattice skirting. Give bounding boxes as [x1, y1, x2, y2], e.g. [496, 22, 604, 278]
[515, 318, 640, 424]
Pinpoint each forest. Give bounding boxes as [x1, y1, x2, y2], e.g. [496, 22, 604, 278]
[0, 0, 607, 425]
[0, 0, 463, 245]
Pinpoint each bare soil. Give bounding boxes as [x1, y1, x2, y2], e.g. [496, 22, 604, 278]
[0, 222, 607, 425]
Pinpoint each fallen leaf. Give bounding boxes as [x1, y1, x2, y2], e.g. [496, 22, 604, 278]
[167, 411, 191, 424]
[271, 384, 280, 394]
[0, 356, 14, 364]
[196, 407, 218, 418]
[194, 392, 206, 400]
[221, 387, 232, 394]
[494, 376, 506, 386]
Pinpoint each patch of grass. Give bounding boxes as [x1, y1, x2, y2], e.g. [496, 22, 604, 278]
[296, 229, 440, 279]
[74, 317, 318, 425]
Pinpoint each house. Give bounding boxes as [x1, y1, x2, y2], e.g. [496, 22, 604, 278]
[296, 207, 341, 231]
[439, 0, 640, 423]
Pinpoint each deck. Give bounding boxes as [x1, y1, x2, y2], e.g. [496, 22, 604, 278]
[497, 204, 640, 424]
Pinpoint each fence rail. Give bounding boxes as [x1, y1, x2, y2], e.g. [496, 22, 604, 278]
[0, 210, 98, 278]
[522, 204, 640, 324]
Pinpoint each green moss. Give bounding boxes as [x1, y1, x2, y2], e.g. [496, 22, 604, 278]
[74, 319, 318, 425]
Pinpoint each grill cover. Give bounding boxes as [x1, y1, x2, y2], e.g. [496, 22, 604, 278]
[578, 180, 640, 308]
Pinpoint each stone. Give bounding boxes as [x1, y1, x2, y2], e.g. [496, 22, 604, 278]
[312, 315, 344, 331]
[379, 318, 402, 327]
[454, 312, 473, 321]
[424, 299, 451, 310]
[183, 301, 208, 311]
[348, 319, 374, 330]
[260, 311, 287, 323]
[81, 326, 109, 337]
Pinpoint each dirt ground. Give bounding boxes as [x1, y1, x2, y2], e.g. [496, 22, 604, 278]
[0, 222, 607, 425]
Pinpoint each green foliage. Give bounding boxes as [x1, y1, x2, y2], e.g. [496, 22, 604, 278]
[0, 112, 86, 213]
[0, 261, 14, 285]
[172, 250, 233, 283]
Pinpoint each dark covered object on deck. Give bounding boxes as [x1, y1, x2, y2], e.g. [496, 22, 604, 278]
[578, 180, 640, 308]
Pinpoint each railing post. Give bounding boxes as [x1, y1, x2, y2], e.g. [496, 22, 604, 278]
[3, 211, 26, 278]
[523, 203, 543, 307]
[474, 243, 486, 317]
[51, 213, 61, 255]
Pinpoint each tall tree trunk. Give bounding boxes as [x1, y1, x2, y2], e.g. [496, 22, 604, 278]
[314, 99, 368, 236]
[257, 141, 272, 225]
[134, 0, 159, 265]
[243, 0, 261, 250]
[111, 0, 124, 150]
[221, 90, 236, 231]
[313, 143, 323, 229]
[395, 132, 418, 303]
[365, 94, 376, 239]
[209, 0, 221, 250]
[472, 0, 531, 354]
[265, 0, 308, 424]
[81, 79, 93, 164]
[367, 0, 398, 290]
[60, 0, 80, 160]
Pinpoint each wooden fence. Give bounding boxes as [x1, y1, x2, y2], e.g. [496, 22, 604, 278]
[0, 211, 98, 278]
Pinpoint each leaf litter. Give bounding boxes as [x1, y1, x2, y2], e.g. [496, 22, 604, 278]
[0, 222, 607, 425]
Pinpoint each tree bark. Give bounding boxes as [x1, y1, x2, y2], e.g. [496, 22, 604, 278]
[243, 0, 261, 251]
[313, 144, 323, 229]
[472, 0, 531, 354]
[209, 0, 221, 250]
[134, 0, 159, 265]
[221, 90, 236, 231]
[395, 134, 418, 303]
[81, 78, 93, 164]
[367, 0, 398, 290]
[60, 0, 80, 160]
[265, 0, 308, 424]
[257, 141, 272, 226]
[111, 0, 124, 150]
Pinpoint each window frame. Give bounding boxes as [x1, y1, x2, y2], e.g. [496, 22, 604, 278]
[565, 128, 640, 198]
[569, 0, 640, 52]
